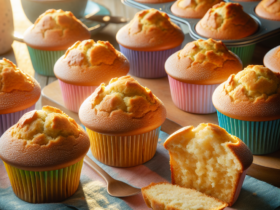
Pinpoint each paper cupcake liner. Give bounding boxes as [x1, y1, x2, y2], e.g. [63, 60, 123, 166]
[3, 159, 83, 203]
[58, 80, 98, 113]
[232, 169, 248, 206]
[168, 76, 218, 114]
[0, 105, 35, 136]
[217, 111, 280, 155]
[27, 46, 65, 76]
[228, 44, 255, 67]
[86, 127, 160, 167]
[119, 45, 181, 78]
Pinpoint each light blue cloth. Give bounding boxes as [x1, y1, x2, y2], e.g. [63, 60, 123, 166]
[0, 131, 280, 210]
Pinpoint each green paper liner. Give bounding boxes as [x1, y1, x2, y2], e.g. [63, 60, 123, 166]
[228, 44, 255, 67]
[86, 127, 160, 167]
[27, 46, 65, 76]
[3, 159, 83, 203]
[217, 111, 280, 155]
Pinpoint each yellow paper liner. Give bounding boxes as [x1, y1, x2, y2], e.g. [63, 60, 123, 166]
[3, 159, 83, 203]
[86, 127, 160, 167]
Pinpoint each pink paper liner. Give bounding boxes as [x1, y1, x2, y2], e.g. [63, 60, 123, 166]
[168, 76, 219, 114]
[0, 105, 35, 136]
[232, 168, 248, 206]
[58, 80, 98, 113]
[119, 45, 181, 78]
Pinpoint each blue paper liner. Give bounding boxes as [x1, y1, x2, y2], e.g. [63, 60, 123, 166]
[217, 111, 280, 155]
[119, 45, 181, 78]
[27, 46, 65, 76]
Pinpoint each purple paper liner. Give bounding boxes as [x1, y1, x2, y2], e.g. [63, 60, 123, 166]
[119, 45, 181, 78]
[168, 76, 218, 114]
[58, 80, 98, 113]
[0, 105, 35, 136]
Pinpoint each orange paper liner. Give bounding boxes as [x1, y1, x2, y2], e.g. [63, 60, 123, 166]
[86, 127, 160, 167]
[3, 159, 83, 203]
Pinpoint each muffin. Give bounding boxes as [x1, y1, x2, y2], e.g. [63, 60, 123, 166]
[164, 123, 253, 206]
[79, 76, 166, 167]
[171, 0, 223, 19]
[116, 9, 184, 78]
[0, 106, 90, 203]
[54, 39, 130, 113]
[142, 182, 228, 210]
[23, 9, 90, 76]
[196, 2, 259, 66]
[264, 45, 280, 73]
[212, 65, 280, 154]
[256, 0, 280, 21]
[0, 58, 40, 136]
[165, 38, 242, 114]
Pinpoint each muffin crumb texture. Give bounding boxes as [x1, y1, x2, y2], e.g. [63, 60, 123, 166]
[33, 9, 83, 38]
[225, 65, 280, 102]
[11, 106, 80, 146]
[164, 123, 252, 205]
[90, 76, 160, 119]
[64, 40, 120, 67]
[0, 58, 34, 92]
[142, 182, 228, 210]
[179, 39, 236, 68]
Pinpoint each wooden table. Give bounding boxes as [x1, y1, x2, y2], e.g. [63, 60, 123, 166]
[2, 0, 280, 190]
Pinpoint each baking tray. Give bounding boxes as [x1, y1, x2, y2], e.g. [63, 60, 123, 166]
[122, 0, 280, 47]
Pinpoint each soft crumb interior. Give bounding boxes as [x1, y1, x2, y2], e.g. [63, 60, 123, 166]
[90, 76, 160, 118]
[144, 183, 226, 210]
[169, 124, 241, 204]
[11, 106, 80, 145]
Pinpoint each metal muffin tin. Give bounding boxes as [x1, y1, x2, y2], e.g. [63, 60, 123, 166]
[122, 0, 280, 47]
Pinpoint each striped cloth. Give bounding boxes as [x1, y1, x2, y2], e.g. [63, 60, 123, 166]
[0, 131, 280, 210]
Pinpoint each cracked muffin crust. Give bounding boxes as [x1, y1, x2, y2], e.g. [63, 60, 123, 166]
[212, 65, 280, 121]
[256, 0, 280, 21]
[165, 39, 242, 85]
[79, 76, 166, 135]
[23, 9, 90, 50]
[196, 2, 258, 40]
[0, 58, 40, 114]
[0, 106, 90, 171]
[171, 0, 223, 19]
[54, 40, 130, 86]
[116, 9, 184, 51]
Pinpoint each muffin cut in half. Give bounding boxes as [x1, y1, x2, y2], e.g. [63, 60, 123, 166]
[142, 182, 228, 210]
[164, 123, 253, 206]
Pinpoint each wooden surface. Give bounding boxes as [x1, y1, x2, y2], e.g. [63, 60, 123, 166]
[42, 80, 280, 187]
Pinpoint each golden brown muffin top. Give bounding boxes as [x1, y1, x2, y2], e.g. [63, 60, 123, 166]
[171, 0, 223, 18]
[0, 59, 41, 114]
[54, 40, 129, 86]
[165, 39, 242, 85]
[225, 65, 280, 102]
[256, 0, 280, 20]
[116, 9, 184, 51]
[0, 58, 34, 92]
[23, 9, 90, 50]
[0, 106, 90, 171]
[264, 45, 280, 73]
[212, 65, 280, 121]
[196, 2, 258, 40]
[79, 76, 166, 135]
